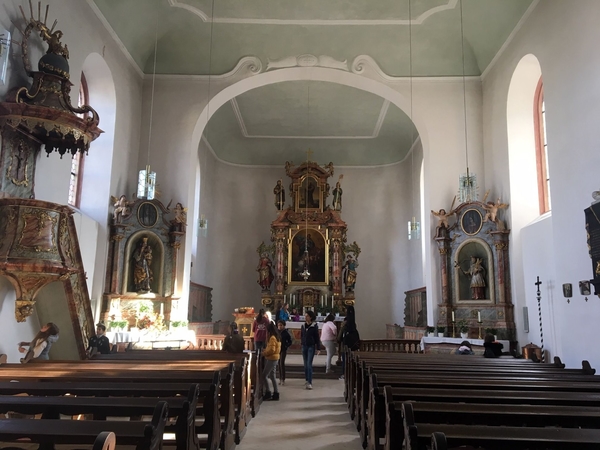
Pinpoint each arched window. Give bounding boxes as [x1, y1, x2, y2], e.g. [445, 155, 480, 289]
[534, 77, 551, 214]
[68, 73, 88, 207]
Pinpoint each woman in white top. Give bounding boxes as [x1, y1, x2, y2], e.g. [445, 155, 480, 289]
[321, 314, 338, 374]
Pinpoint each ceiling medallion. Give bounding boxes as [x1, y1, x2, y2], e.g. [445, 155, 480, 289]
[0, 2, 102, 158]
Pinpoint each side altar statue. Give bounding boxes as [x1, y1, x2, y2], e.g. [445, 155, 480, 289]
[256, 160, 360, 314]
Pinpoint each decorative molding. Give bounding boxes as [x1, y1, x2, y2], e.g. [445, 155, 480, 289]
[148, 56, 262, 81]
[200, 134, 420, 169]
[351, 55, 481, 83]
[168, 0, 458, 26]
[84, 0, 144, 78]
[481, 0, 540, 80]
[229, 98, 390, 140]
[266, 55, 348, 72]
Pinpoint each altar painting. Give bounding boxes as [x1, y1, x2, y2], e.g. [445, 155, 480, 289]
[289, 227, 328, 284]
[297, 175, 321, 210]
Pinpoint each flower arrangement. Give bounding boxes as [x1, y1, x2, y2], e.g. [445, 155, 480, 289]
[426, 325, 436, 333]
[109, 320, 128, 331]
[137, 315, 154, 330]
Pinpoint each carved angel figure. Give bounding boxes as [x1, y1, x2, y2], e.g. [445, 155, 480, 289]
[170, 202, 188, 231]
[111, 195, 131, 223]
[483, 198, 509, 224]
[431, 208, 453, 229]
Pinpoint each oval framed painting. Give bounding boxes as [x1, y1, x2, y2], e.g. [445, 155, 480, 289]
[461, 208, 483, 236]
[138, 202, 158, 228]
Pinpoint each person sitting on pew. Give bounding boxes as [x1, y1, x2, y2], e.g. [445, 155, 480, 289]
[87, 323, 111, 357]
[223, 322, 245, 353]
[455, 340, 474, 355]
[483, 333, 504, 358]
[18, 322, 59, 363]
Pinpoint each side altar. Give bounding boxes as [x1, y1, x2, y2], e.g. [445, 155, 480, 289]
[256, 160, 360, 314]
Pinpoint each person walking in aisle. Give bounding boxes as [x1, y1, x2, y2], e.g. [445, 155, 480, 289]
[252, 309, 269, 354]
[301, 310, 321, 390]
[321, 313, 337, 374]
[277, 319, 293, 385]
[339, 305, 360, 380]
[262, 322, 281, 401]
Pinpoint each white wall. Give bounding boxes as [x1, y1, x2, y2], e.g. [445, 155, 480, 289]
[483, 0, 600, 368]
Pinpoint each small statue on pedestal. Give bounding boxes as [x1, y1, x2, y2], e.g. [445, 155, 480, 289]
[343, 254, 358, 292]
[274, 179, 286, 210]
[133, 237, 153, 292]
[111, 195, 132, 224]
[170, 202, 188, 232]
[257, 253, 274, 291]
[332, 175, 343, 211]
[431, 208, 455, 237]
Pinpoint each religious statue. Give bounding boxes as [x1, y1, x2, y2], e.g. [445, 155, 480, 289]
[39, 24, 70, 59]
[133, 237, 153, 292]
[483, 198, 509, 229]
[111, 195, 131, 224]
[257, 253, 274, 291]
[170, 202, 188, 232]
[456, 256, 486, 300]
[343, 254, 358, 292]
[274, 179, 286, 210]
[332, 179, 343, 211]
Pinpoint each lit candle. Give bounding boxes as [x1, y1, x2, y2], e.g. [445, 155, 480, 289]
[284, 294, 286, 302]
[477, 311, 481, 322]
[451, 311, 455, 322]
[160, 302, 164, 316]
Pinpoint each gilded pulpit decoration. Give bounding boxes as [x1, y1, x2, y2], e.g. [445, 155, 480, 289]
[258, 161, 359, 313]
[0, 198, 94, 358]
[433, 193, 515, 341]
[0, 2, 102, 199]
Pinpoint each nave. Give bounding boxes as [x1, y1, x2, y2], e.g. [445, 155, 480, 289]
[236, 377, 361, 450]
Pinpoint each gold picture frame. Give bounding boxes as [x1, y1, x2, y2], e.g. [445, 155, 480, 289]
[295, 174, 323, 211]
[288, 226, 329, 285]
[461, 208, 483, 236]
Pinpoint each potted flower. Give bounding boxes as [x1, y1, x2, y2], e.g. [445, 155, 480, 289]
[485, 327, 498, 340]
[426, 326, 436, 337]
[437, 326, 446, 337]
[457, 320, 469, 339]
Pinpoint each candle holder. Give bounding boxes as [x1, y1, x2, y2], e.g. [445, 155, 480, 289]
[451, 320, 456, 338]
[477, 321, 483, 339]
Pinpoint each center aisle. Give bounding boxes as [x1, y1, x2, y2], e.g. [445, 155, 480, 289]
[237, 358, 362, 450]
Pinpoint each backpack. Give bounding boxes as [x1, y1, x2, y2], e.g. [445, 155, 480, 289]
[343, 329, 360, 351]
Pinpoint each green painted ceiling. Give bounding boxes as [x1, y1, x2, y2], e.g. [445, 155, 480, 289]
[90, 0, 534, 166]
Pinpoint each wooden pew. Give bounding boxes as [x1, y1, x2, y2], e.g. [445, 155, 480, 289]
[91, 349, 256, 439]
[0, 363, 234, 450]
[371, 384, 600, 450]
[416, 423, 600, 450]
[386, 394, 600, 450]
[363, 369, 600, 449]
[0, 401, 168, 450]
[0, 383, 218, 450]
[1, 431, 116, 450]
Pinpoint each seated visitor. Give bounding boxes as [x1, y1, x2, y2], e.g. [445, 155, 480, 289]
[455, 340, 474, 355]
[87, 323, 111, 357]
[483, 333, 503, 358]
[223, 322, 245, 353]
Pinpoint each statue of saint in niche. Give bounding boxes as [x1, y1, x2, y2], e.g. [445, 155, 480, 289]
[456, 256, 486, 300]
[133, 237, 153, 292]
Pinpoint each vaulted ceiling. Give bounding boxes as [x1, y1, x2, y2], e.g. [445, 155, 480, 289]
[91, 0, 534, 166]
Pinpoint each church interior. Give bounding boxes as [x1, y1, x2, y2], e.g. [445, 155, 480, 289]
[0, 0, 599, 381]
[2, 1, 600, 448]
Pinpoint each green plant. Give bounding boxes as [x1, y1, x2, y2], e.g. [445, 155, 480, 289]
[457, 319, 469, 333]
[437, 326, 446, 333]
[426, 326, 435, 333]
[171, 320, 188, 328]
[485, 327, 498, 335]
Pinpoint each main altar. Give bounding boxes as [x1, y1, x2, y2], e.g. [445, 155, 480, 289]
[256, 159, 360, 314]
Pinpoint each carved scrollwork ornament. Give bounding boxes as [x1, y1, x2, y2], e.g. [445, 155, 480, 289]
[15, 300, 35, 322]
[439, 248, 449, 254]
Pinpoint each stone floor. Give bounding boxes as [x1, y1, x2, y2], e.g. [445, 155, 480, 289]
[236, 353, 362, 450]
[237, 375, 362, 450]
